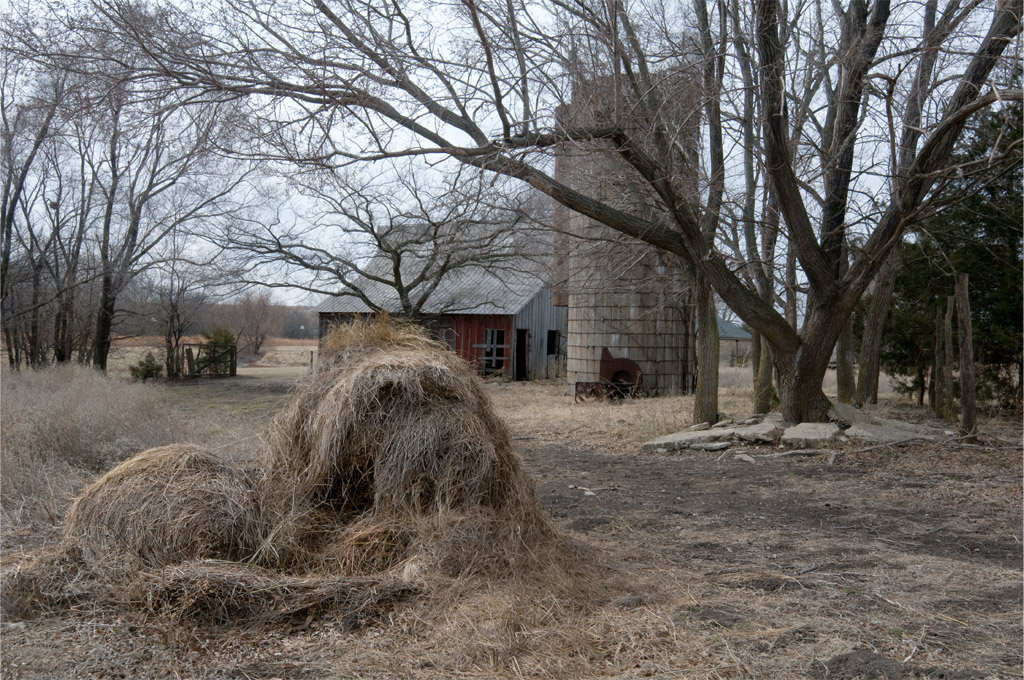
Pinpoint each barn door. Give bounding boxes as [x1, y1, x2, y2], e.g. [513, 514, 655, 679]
[514, 329, 529, 381]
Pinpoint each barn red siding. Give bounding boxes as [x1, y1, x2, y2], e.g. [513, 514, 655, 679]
[453, 315, 514, 374]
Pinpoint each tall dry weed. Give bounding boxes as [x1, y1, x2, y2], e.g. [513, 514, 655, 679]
[1, 365, 177, 526]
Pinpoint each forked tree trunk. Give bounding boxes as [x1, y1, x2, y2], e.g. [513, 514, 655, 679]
[955, 274, 977, 441]
[693, 277, 720, 425]
[942, 296, 955, 423]
[857, 247, 899, 404]
[770, 291, 872, 423]
[774, 354, 832, 423]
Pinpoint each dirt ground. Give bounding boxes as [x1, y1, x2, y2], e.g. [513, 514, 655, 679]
[2, 375, 1021, 679]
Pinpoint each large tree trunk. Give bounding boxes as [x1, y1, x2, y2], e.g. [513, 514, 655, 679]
[693, 277, 720, 425]
[774, 350, 833, 423]
[772, 299, 852, 422]
[955, 274, 977, 441]
[857, 246, 899, 404]
[92, 273, 117, 371]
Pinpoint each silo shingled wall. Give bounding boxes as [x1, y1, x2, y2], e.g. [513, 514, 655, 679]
[555, 68, 699, 395]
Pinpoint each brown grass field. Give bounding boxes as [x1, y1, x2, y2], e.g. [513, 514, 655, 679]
[1, 337, 1020, 679]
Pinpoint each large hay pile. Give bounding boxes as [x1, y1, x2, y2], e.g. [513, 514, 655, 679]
[260, 318, 558, 574]
[6, 317, 572, 628]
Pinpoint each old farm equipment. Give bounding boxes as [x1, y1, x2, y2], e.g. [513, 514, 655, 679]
[574, 347, 643, 402]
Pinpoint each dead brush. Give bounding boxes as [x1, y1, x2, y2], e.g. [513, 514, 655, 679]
[128, 561, 418, 628]
[63, 445, 264, 569]
[258, 316, 564, 577]
[0, 545, 125, 620]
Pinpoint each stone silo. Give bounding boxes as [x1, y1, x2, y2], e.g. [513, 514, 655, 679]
[554, 69, 699, 395]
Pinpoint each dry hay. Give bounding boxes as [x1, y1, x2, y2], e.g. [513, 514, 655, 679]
[128, 560, 418, 628]
[0, 545, 123, 620]
[259, 317, 563, 576]
[4, 318, 581, 633]
[63, 444, 263, 568]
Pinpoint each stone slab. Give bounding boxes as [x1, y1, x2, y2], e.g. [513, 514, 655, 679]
[735, 421, 782, 443]
[690, 441, 732, 451]
[830, 401, 942, 443]
[844, 422, 936, 443]
[642, 428, 735, 452]
[780, 422, 840, 448]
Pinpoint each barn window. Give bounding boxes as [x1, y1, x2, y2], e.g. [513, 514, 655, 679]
[547, 329, 561, 356]
[481, 328, 507, 373]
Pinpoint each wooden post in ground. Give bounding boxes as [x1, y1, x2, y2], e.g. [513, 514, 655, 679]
[943, 296, 955, 423]
[955, 274, 977, 442]
[932, 307, 944, 416]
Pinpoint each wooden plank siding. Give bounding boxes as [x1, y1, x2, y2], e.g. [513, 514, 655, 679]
[453, 314, 514, 375]
[513, 287, 568, 380]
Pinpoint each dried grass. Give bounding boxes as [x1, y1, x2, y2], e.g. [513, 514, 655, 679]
[63, 445, 264, 569]
[0, 545, 123, 620]
[1, 365, 177, 526]
[128, 561, 418, 628]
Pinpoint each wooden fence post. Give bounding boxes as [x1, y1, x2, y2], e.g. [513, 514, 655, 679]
[942, 296, 955, 423]
[955, 274, 977, 441]
[932, 307, 944, 416]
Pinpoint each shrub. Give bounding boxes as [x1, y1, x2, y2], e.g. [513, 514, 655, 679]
[201, 325, 236, 346]
[128, 351, 163, 382]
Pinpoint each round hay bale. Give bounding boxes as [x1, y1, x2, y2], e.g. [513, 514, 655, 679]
[64, 445, 263, 568]
[258, 317, 556, 573]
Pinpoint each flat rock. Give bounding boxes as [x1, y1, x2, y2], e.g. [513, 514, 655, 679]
[687, 422, 711, 431]
[780, 422, 840, 448]
[711, 419, 734, 429]
[690, 441, 732, 451]
[830, 401, 942, 444]
[735, 420, 782, 443]
[642, 428, 735, 451]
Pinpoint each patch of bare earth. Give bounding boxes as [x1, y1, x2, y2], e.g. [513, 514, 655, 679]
[2, 378, 1020, 679]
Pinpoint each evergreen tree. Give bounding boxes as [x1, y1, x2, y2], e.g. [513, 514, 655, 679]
[881, 104, 1023, 409]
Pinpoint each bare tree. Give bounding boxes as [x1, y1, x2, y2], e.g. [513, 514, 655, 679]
[84, 0, 1022, 420]
[221, 162, 542, 319]
[3, 6, 257, 371]
[232, 288, 274, 355]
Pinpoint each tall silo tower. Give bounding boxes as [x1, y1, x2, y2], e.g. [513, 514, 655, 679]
[554, 70, 699, 395]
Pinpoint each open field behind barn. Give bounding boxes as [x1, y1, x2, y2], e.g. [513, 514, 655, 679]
[1, 361, 1019, 679]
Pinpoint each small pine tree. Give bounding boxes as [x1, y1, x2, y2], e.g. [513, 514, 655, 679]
[129, 352, 163, 382]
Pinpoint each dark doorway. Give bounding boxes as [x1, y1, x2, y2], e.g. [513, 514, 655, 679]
[514, 329, 529, 381]
[546, 329, 561, 356]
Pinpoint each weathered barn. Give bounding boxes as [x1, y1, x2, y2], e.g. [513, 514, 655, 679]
[314, 266, 567, 381]
[717, 318, 753, 366]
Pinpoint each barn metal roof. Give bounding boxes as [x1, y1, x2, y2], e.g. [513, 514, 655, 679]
[717, 317, 752, 340]
[313, 262, 549, 317]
